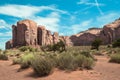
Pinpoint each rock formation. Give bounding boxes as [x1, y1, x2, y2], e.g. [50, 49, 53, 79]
[70, 28, 102, 45]
[6, 19, 120, 49]
[99, 20, 120, 44]
[12, 19, 38, 48]
[70, 19, 120, 46]
[6, 19, 61, 49]
[5, 40, 13, 49]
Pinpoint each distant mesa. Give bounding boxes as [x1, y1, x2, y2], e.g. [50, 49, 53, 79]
[6, 19, 120, 49]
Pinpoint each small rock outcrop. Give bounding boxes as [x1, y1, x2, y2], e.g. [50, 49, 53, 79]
[5, 40, 13, 49]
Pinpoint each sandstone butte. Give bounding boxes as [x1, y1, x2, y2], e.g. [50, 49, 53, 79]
[6, 19, 120, 49]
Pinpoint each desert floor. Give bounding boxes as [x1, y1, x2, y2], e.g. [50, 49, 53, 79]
[0, 55, 120, 80]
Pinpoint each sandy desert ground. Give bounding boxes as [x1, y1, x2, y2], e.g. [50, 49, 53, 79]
[0, 55, 120, 80]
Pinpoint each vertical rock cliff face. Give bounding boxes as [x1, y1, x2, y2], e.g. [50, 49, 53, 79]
[46, 30, 53, 45]
[37, 26, 46, 45]
[53, 32, 59, 44]
[37, 26, 58, 46]
[99, 20, 120, 44]
[6, 19, 64, 49]
[12, 19, 38, 47]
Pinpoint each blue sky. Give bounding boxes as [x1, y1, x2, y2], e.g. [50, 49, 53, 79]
[0, 0, 120, 49]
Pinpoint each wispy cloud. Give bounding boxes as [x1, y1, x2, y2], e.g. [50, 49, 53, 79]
[31, 12, 60, 32]
[95, 0, 104, 15]
[0, 4, 68, 32]
[65, 12, 120, 35]
[0, 4, 68, 18]
[0, 31, 12, 37]
[77, 0, 104, 15]
[0, 19, 11, 30]
[71, 19, 93, 34]
[77, 0, 104, 6]
[96, 12, 120, 26]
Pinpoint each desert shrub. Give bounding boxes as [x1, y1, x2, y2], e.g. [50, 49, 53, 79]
[0, 49, 2, 52]
[58, 53, 77, 70]
[42, 40, 66, 52]
[31, 55, 54, 77]
[75, 54, 86, 68]
[44, 53, 59, 67]
[75, 53, 94, 69]
[57, 51, 95, 70]
[109, 53, 120, 63]
[0, 53, 8, 60]
[19, 46, 38, 52]
[112, 39, 120, 48]
[12, 58, 21, 64]
[3, 50, 9, 54]
[20, 53, 34, 69]
[83, 57, 94, 69]
[91, 38, 102, 50]
[80, 51, 93, 58]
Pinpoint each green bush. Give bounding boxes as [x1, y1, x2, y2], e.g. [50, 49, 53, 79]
[20, 53, 34, 69]
[19, 46, 38, 52]
[75, 54, 86, 68]
[0, 53, 8, 60]
[91, 38, 102, 50]
[12, 58, 21, 65]
[31, 55, 54, 77]
[58, 53, 77, 70]
[80, 51, 93, 58]
[57, 52, 94, 70]
[83, 57, 94, 69]
[41, 40, 66, 52]
[0, 49, 2, 52]
[112, 39, 120, 48]
[109, 53, 120, 63]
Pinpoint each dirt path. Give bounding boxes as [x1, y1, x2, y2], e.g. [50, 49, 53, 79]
[0, 55, 120, 80]
[94, 55, 120, 80]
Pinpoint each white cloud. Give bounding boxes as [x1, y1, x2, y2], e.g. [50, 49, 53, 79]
[77, 0, 104, 6]
[69, 12, 120, 35]
[0, 31, 12, 37]
[0, 5, 40, 18]
[0, 19, 11, 30]
[77, 0, 104, 15]
[0, 38, 10, 50]
[0, 4, 68, 33]
[95, 0, 104, 15]
[0, 4, 68, 18]
[31, 12, 60, 32]
[71, 19, 92, 34]
[96, 12, 120, 26]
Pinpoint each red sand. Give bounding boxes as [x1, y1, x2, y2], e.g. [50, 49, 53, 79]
[0, 55, 120, 80]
